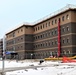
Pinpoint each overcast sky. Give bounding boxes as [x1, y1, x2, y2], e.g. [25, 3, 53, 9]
[0, 0, 76, 38]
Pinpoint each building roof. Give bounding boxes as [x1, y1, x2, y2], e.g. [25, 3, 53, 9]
[6, 22, 33, 35]
[6, 4, 76, 35]
[33, 4, 76, 25]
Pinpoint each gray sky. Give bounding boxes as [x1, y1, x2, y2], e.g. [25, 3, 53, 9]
[0, 0, 76, 38]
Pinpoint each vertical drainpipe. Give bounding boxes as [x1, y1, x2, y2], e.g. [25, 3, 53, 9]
[58, 18, 61, 57]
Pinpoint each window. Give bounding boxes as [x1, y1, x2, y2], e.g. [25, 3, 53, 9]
[7, 36, 8, 38]
[40, 35, 42, 38]
[36, 27, 37, 31]
[52, 52, 54, 56]
[46, 23, 47, 27]
[7, 42, 8, 45]
[38, 26, 39, 30]
[35, 36, 37, 39]
[62, 51, 64, 55]
[38, 36, 40, 39]
[21, 38, 23, 40]
[46, 42, 47, 46]
[55, 19, 57, 24]
[21, 29, 23, 32]
[67, 26, 69, 31]
[47, 32, 49, 37]
[21, 46, 23, 48]
[43, 24, 44, 28]
[49, 31, 51, 36]
[63, 39, 65, 43]
[55, 40, 57, 44]
[52, 30, 54, 35]
[43, 43, 44, 47]
[52, 20, 54, 25]
[18, 46, 19, 49]
[62, 50, 66, 55]
[18, 30, 19, 33]
[62, 16, 64, 21]
[38, 44, 40, 47]
[18, 39, 19, 41]
[40, 25, 42, 29]
[67, 38, 69, 43]
[13, 40, 15, 44]
[67, 50, 69, 54]
[66, 14, 69, 19]
[68, 50, 71, 54]
[41, 44, 42, 47]
[48, 32, 50, 36]
[34, 28, 35, 31]
[13, 32, 15, 37]
[62, 27, 65, 32]
[55, 29, 57, 34]
[43, 34, 44, 38]
[48, 42, 51, 46]
[48, 22, 50, 26]
[64, 50, 66, 54]
[46, 32, 47, 37]
[44, 42, 46, 46]
[67, 38, 70, 43]
[52, 41, 54, 45]
[36, 45, 37, 48]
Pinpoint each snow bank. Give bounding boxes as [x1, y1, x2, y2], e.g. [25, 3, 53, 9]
[0, 60, 76, 75]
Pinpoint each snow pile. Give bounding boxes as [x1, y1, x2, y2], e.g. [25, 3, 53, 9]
[0, 60, 76, 75]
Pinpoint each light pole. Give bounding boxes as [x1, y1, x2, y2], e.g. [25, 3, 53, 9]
[31, 53, 33, 62]
[31, 53, 33, 59]
[2, 35, 6, 75]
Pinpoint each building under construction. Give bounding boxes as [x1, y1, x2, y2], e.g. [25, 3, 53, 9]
[5, 4, 76, 59]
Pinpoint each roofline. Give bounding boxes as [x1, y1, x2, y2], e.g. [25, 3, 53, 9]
[34, 9, 76, 26]
[6, 24, 33, 35]
[6, 4, 76, 35]
[33, 4, 76, 26]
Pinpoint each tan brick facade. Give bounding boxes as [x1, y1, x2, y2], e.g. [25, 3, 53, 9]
[6, 6, 76, 59]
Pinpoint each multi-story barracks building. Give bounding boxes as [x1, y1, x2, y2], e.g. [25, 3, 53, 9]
[6, 5, 76, 59]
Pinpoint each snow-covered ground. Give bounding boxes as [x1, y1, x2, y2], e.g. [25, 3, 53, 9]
[0, 60, 76, 75]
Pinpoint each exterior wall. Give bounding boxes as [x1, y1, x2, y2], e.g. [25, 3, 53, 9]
[5, 9, 76, 59]
[34, 11, 72, 34]
[6, 26, 25, 40]
[34, 23, 73, 58]
[6, 25, 34, 59]
[25, 26, 34, 59]
[33, 10, 76, 58]
[25, 26, 34, 34]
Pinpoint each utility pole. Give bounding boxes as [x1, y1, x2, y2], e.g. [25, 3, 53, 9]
[31, 53, 33, 59]
[2, 35, 6, 75]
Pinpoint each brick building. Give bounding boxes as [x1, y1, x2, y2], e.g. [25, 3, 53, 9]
[6, 5, 76, 59]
